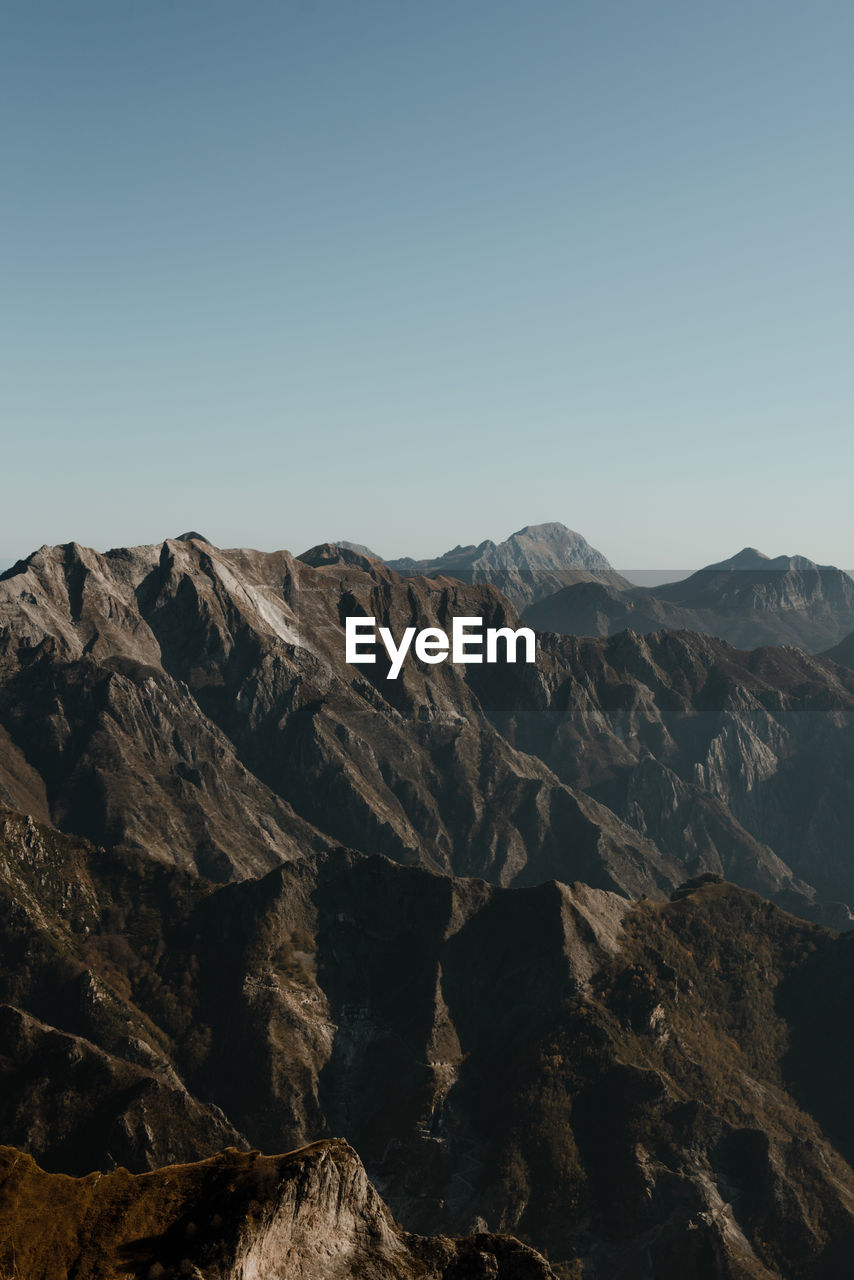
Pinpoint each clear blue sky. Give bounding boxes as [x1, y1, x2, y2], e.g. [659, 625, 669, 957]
[2, 1, 853, 569]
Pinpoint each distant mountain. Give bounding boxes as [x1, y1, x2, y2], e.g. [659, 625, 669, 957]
[524, 546, 854, 653]
[386, 522, 612, 573]
[378, 522, 628, 609]
[702, 546, 826, 572]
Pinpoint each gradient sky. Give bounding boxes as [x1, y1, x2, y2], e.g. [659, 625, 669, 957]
[3, 1, 853, 569]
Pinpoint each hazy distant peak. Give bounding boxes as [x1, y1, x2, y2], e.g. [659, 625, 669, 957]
[703, 547, 773, 571]
[705, 547, 827, 573]
[386, 522, 612, 575]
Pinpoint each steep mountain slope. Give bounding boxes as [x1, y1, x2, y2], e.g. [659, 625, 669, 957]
[2, 808, 854, 1278]
[477, 629, 854, 909]
[524, 548, 854, 653]
[0, 538, 328, 878]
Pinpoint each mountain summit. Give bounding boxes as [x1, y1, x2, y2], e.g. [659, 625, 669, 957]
[704, 546, 830, 573]
[352, 522, 627, 609]
[386, 521, 613, 575]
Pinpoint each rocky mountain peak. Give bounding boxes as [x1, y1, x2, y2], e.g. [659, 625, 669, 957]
[384, 522, 613, 576]
[497, 522, 612, 572]
[711, 546, 772, 569]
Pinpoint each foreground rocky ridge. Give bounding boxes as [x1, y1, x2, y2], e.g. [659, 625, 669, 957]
[3, 808, 854, 1277]
[0, 1139, 557, 1280]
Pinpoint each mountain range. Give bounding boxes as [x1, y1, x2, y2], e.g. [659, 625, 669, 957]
[327, 524, 854, 654]
[524, 545, 854, 653]
[2, 529, 854, 1276]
